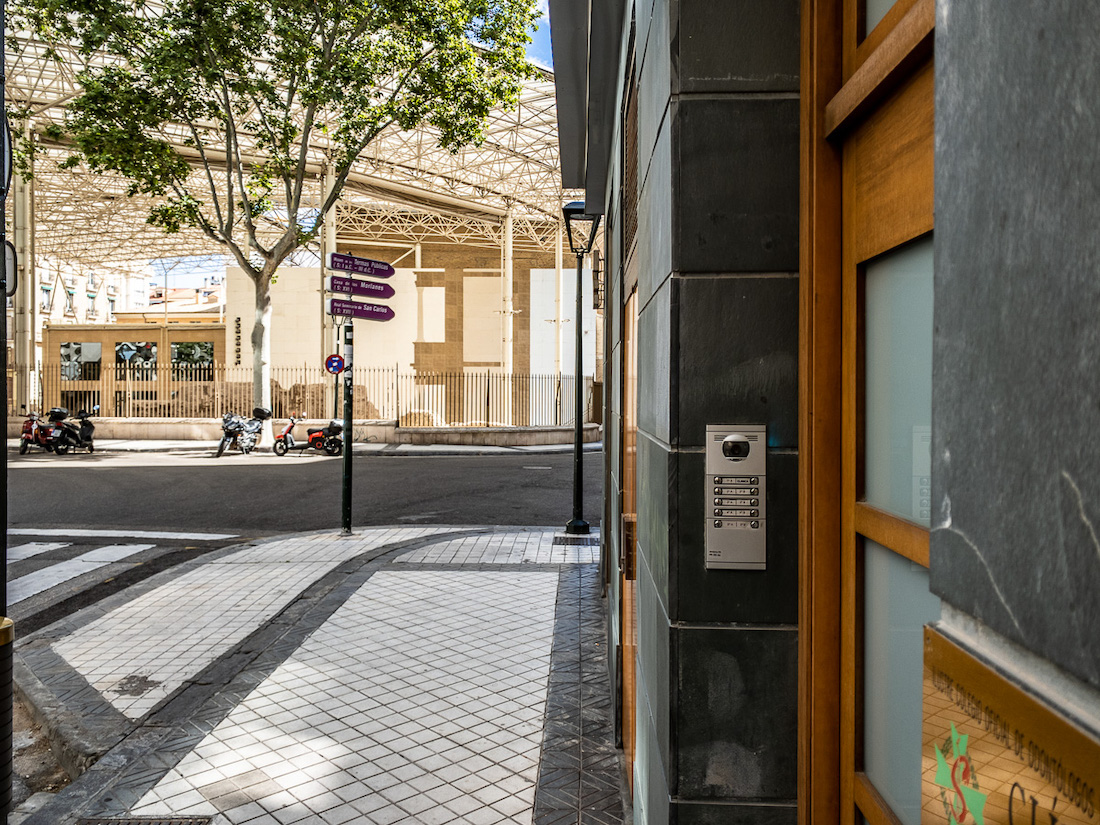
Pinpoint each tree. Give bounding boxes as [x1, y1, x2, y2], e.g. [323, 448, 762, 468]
[15, 0, 539, 414]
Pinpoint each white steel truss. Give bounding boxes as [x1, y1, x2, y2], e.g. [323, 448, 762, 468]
[6, 29, 576, 271]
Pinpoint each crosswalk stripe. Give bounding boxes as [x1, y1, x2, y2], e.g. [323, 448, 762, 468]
[9, 544, 156, 604]
[8, 528, 237, 541]
[7, 542, 71, 561]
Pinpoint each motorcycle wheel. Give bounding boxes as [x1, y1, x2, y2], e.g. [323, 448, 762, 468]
[19, 440, 28, 454]
[215, 436, 229, 458]
[324, 438, 342, 456]
[88, 442, 95, 453]
[273, 439, 289, 456]
[54, 444, 69, 455]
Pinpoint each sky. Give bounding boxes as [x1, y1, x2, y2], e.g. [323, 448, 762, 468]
[151, 7, 554, 289]
[528, 0, 554, 70]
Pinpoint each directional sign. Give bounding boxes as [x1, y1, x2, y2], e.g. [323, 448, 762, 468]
[327, 297, 396, 322]
[326, 274, 396, 300]
[325, 354, 345, 374]
[326, 252, 394, 279]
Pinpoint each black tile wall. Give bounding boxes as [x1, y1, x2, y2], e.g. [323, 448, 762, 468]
[673, 98, 799, 274]
[638, 432, 671, 612]
[638, 280, 673, 443]
[673, 627, 798, 800]
[676, 276, 799, 449]
[672, 800, 797, 825]
[673, 0, 800, 94]
[672, 451, 797, 625]
[635, 549, 672, 779]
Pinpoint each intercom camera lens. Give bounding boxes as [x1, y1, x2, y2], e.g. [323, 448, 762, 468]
[722, 440, 750, 458]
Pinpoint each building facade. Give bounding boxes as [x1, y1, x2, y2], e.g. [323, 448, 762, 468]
[550, 0, 1100, 823]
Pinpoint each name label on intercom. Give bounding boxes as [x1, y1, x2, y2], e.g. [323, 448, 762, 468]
[705, 424, 767, 570]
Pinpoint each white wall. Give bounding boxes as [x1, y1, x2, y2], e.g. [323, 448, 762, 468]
[227, 265, 423, 370]
[529, 266, 595, 376]
[463, 276, 503, 365]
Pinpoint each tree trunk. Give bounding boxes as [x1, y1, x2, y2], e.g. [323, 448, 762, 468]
[251, 274, 275, 446]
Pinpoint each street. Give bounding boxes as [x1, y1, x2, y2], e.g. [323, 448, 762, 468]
[8, 449, 604, 533]
[6, 448, 603, 632]
[5, 448, 610, 811]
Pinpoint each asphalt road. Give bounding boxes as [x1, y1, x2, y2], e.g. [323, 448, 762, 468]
[7, 449, 605, 534]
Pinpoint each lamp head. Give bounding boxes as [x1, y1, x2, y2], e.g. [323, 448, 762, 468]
[563, 201, 602, 256]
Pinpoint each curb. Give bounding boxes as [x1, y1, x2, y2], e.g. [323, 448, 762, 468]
[8, 440, 604, 456]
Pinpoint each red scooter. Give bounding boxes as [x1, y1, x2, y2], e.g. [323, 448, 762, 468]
[272, 414, 343, 456]
[19, 408, 56, 454]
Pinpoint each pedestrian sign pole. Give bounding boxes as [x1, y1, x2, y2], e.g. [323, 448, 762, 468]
[325, 252, 396, 536]
[341, 323, 353, 534]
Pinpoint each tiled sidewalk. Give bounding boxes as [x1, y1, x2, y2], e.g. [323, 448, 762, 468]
[14, 527, 625, 825]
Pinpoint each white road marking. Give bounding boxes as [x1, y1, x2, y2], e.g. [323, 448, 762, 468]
[7, 542, 71, 561]
[9, 544, 156, 604]
[9, 528, 237, 541]
[523, 465, 552, 470]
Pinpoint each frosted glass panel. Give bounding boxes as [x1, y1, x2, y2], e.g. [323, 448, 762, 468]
[863, 539, 941, 825]
[864, 0, 896, 36]
[864, 237, 933, 525]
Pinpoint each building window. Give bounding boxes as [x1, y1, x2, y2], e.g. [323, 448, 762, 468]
[171, 341, 215, 380]
[60, 342, 103, 381]
[40, 286, 53, 312]
[64, 291, 75, 315]
[115, 341, 157, 380]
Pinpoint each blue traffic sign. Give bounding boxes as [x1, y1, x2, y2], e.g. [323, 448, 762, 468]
[325, 354, 345, 374]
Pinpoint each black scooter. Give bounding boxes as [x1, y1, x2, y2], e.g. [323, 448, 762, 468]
[53, 405, 99, 454]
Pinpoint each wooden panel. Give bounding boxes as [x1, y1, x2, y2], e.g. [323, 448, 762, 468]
[844, 58, 934, 264]
[828, 0, 934, 136]
[798, 0, 844, 822]
[839, 85, 860, 823]
[853, 501, 930, 567]
[843, 0, 921, 79]
[855, 772, 907, 825]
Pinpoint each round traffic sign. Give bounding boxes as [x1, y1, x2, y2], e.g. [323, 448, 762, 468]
[325, 354, 345, 374]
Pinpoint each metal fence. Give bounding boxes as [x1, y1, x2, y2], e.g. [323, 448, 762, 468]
[29, 364, 590, 427]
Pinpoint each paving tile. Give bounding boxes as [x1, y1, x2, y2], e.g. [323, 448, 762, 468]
[129, 568, 559, 825]
[51, 528, 451, 719]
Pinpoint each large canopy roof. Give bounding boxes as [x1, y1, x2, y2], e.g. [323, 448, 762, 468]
[6, 30, 572, 272]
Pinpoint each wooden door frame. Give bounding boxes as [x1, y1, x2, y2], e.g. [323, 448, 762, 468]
[799, 2, 844, 825]
[799, 2, 935, 824]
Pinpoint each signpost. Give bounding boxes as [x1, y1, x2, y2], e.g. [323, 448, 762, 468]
[326, 252, 395, 278]
[340, 324, 353, 534]
[326, 297, 396, 322]
[326, 274, 395, 300]
[325, 254, 396, 535]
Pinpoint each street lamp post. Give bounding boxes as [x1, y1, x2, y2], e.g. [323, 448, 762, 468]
[563, 201, 600, 535]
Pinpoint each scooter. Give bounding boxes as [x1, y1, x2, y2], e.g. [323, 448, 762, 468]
[215, 407, 272, 456]
[19, 408, 55, 454]
[54, 406, 99, 453]
[272, 414, 343, 456]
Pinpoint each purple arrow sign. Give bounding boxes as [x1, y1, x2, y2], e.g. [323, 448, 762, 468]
[326, 274, 396, 300]
[326, 252, 395, 278]
[327, 297, 396, 322]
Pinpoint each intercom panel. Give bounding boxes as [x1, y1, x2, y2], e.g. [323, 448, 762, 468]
[705, 424, 766, 570]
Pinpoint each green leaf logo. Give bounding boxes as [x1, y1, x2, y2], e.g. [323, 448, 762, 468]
[933, 723, 988, 825]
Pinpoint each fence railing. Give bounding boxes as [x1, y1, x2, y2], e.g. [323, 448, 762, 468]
[27, 364, 591, 427]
